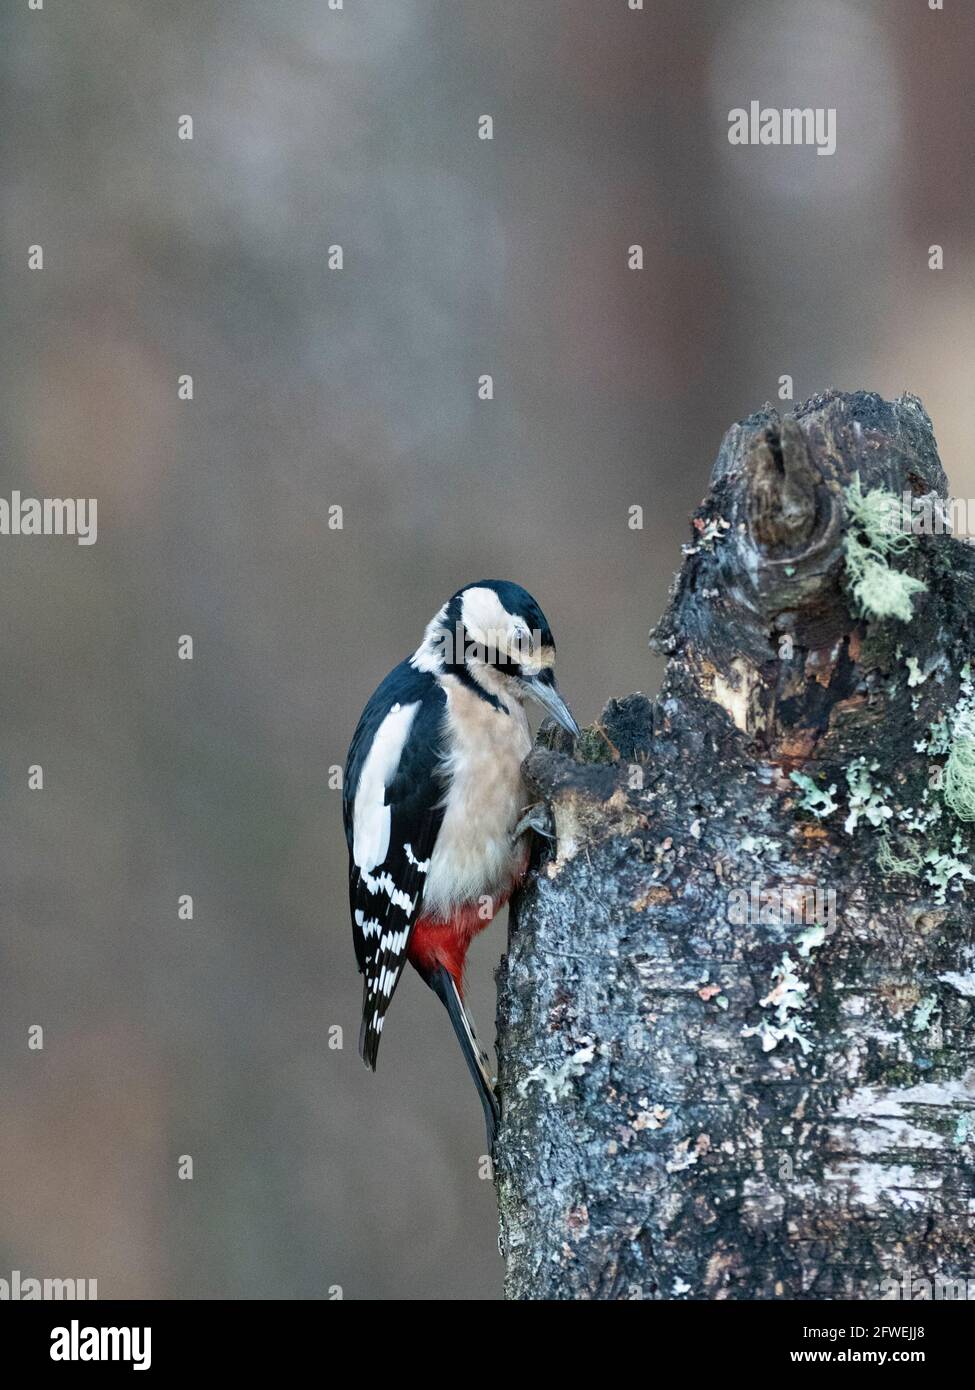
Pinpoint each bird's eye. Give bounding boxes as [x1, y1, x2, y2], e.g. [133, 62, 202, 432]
[512, 624, 533, 657]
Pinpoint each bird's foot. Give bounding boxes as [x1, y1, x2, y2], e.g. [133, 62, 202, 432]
[512, 802, 555, 844]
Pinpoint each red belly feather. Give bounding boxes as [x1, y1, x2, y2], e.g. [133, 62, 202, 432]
[407, 853, 528, 997]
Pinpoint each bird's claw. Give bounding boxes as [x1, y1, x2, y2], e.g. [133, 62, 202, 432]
[512, 802, 555, 843]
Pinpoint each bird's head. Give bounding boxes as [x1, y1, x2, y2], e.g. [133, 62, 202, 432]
[411, 580, 580, 736]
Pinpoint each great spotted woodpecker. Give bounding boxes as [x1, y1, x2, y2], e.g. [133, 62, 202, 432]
[343, 580, 579, 1144]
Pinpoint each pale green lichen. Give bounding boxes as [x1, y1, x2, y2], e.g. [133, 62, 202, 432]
[742, 953, 812, 1055]
[915, 665, 975, 825]
[876, 835, 924, 877]
[794, 529, 975, 896]
[942, 692, 975, 821]
[844, 758, 893, 835]
[917, 718, 950, 757]
[870, 658, 975, 896]
[789, 771, 839, 819]
[842, 474, 926, 623]
[911, 994, 938, 1032]
[844, 473, 911, 550]
[795, 923, 826, 958]
[518, 1042, 596, 1101]
[923, 846, 975, 904]
[851, 556, 926, 622]
[905, 656, 929, 687]
[943, 736, 975, 822]
[897, 800, 942, 835]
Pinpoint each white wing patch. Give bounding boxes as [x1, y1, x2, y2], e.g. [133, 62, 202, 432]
[378, 925, 410, 956]
[404, 843, 430, 872]
[354, 909, 382, 939]
[352, 700, 421, 872]
[359, 867, 417, 915]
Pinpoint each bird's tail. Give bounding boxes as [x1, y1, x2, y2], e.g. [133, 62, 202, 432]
[359, 978, 381, 1070]
[428, 963, 500, 1148]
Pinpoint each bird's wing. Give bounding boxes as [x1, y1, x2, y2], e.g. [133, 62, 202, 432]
[344, 665, 447, 1068]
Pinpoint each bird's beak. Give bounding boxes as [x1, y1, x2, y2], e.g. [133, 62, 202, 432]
[524, 673, 580, 737]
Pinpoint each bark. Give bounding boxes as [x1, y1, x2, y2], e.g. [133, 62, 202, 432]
[494, 389, 975, 1300]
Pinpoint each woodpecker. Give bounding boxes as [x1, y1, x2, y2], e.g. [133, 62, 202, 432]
[343, 580, 579, 1144]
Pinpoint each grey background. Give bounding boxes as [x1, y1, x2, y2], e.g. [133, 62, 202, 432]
[1, 0, 973, 1300]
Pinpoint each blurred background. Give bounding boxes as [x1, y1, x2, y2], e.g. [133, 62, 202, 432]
[1, 0, 973, 1300]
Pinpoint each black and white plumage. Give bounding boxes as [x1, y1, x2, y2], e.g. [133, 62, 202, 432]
[342, 580, 579, 1142]
[343, 662, 447, 1064]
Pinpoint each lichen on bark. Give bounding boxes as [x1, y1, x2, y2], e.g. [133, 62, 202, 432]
[495, 390, 975, 1301]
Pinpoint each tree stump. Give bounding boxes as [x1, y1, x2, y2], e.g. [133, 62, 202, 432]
[495, 389, 975, 1301]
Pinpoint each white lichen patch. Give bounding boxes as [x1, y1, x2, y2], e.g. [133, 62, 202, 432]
[844, 759, 893, 835]
[917, 717, 950, 757]
[666, 1134, 709, 1173]
[923, 846, 975, 904]
[911, 994, 938, 1033]
[882, 664, 975, 901]
[683, 514, 730, 555]
[789, 771, 839, 819]
[896, 801, 941, 835]
[905, 655, 930, 687]
[795, 923, 826, 958]
[518, 1041, 596, 1101]
[742, 953, 812, 1054]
